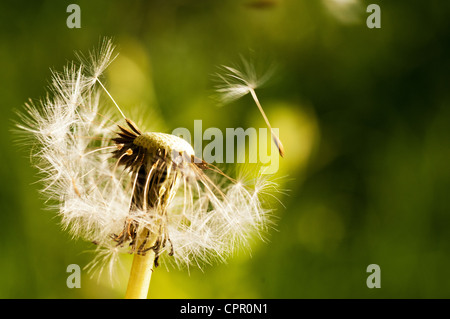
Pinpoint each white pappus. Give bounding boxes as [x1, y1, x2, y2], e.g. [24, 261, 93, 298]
[17, 39, 279, 279]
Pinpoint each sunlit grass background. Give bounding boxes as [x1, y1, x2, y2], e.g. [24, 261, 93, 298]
[1, 0, 450, 298]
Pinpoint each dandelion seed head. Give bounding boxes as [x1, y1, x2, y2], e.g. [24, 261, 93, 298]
[18, 39, 278, 276]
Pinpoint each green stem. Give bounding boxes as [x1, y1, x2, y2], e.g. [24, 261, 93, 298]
[125, 249, 156, 299]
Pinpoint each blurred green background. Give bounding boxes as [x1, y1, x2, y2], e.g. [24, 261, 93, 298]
[1, 0, 450, 298]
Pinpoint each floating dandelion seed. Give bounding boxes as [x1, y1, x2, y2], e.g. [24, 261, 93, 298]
[215, 58, 285, 157]
[16, 39, 279, 298]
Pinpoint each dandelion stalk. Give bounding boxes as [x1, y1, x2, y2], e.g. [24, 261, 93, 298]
[125, 252, 156, 298]
[125, 234, 157, 299]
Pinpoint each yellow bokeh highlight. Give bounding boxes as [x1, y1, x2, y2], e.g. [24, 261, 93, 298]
[106, 37, 164, 132]
[250, 101, 320, 177]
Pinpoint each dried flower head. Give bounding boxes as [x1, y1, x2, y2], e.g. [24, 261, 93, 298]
[17, 39, 278, 277]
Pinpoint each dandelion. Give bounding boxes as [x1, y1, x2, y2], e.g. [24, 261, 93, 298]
[215, 57, 285, 157]
[17, 39, 278, 298]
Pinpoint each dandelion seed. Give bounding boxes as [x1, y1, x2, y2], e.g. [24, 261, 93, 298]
[215, 57, 285, 157]
[17, 39, 279, 298]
